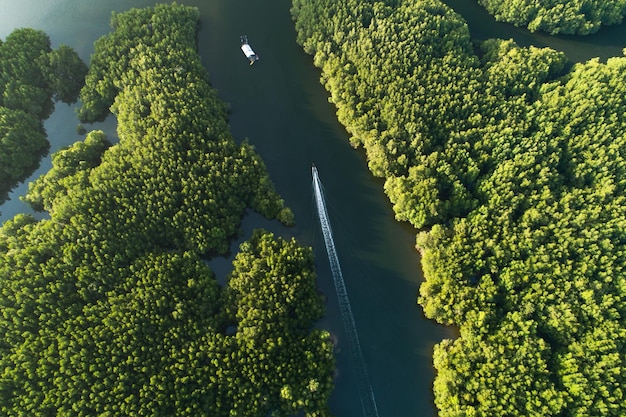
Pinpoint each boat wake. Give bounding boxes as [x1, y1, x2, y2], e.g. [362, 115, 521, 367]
[312, 165, 379, 417]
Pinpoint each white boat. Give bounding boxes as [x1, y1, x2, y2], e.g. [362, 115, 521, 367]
[240, 35, 259, 65]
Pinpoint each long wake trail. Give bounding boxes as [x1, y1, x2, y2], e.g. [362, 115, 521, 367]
[312, 165, 379, 417]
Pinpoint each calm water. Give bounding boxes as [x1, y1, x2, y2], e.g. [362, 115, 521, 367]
[1, 1, 624, 416]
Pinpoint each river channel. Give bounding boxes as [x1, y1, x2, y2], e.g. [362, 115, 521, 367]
[0, 0, 624, 416]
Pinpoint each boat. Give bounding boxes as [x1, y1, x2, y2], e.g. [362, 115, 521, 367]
[240, 35, 259, 65]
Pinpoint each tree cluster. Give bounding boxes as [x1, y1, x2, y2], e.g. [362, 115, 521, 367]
[1, 4, 331, 416]
[0, 29, 87, 203]
[477, 0, 626, 35]
[292, 0, 625, 415]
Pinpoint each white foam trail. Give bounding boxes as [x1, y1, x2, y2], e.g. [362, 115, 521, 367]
[312, 165, 379, 417]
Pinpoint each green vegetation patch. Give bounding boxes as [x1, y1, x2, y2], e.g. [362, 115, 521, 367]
[0, 28, 87, 203]
[1, 4, 332, 416]
[478, 0, 626, 35]
[292, 0, 626, 415]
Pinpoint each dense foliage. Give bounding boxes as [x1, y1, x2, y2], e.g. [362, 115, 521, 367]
[292, 0, 625, 415]
[0, 29, 87, 203]
[1, 4, 332, 416]
[478, 0, 626, 35]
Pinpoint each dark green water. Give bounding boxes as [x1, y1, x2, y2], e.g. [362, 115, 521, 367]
[1, 1, 624, 416]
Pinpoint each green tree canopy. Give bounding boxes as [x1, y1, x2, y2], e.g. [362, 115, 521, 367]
[0, 107, 48, 202]
[0, 28, 87, 204]
[2, 5, 333, 416]
[477, 0, 626, 35]
[39, 44, 89, 104]
[292, 0, 626, 415]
